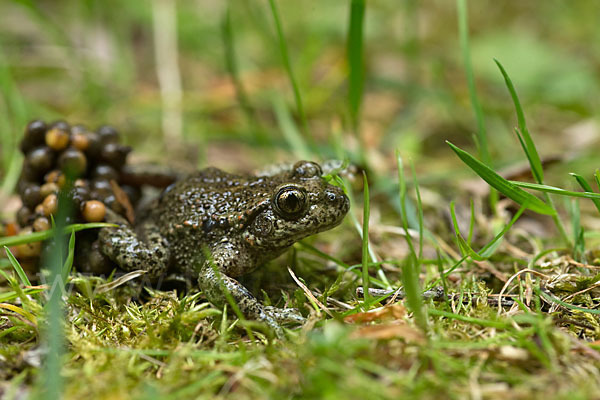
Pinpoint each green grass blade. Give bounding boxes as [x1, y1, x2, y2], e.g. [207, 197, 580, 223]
[568, 199, 585, 262]
[41, 194, 74, 400]
[61, 231, 76, 282]
[272, 96, 311, 160]
[221, 3, 266, 144]
[402, 255, 427, 332]
[478, 206, 525, 258]
[447, 141, 554, 215]
[510, 181, 600, 200]
[429, 308, 510, 329]
[494, 59, 543, 184]
[449, 202, 477, 259]
[570, 173, 600, 213]
[0, 288, 44, 303]
[361, 171, 371, 307]
[451, 204, 525, 262]
[467, 198, 475, 245]
[397, 153, 416, 258]
[4, 246, 32, 287]
[594, 169, 600, 192]
[347, 0, 365, 130]
[536, 287, 600, 315]
[410, 161, 424, 260]
[457, 0, 493, 176]
[397, 154, 427, 331]
[267, 0, 310, 140]
[0, 223, 114, 247]
[0, 42, 27, 194]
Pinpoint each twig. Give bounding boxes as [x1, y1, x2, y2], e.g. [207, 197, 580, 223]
[356, 286, 516, 307]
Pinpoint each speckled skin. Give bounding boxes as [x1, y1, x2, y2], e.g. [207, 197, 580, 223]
[98, 161, 349, 335]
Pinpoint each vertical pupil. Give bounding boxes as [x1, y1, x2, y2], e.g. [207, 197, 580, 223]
[281, 190, 302, 212]
[285, 192, 298, 210]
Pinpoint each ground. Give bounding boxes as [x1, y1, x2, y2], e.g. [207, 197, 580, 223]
[1, 1, 600, 399]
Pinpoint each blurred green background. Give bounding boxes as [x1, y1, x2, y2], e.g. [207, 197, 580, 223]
[1, 0, 598, 190]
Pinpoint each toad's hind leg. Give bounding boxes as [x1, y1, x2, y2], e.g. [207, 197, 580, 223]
[98, 209, 170, 281]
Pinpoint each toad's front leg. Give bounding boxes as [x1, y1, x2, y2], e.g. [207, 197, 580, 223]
[198, 244, 304, 337]
[98, 209, 170, 280]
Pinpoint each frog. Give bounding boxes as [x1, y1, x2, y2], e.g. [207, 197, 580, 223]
[98, 160, 350, 336]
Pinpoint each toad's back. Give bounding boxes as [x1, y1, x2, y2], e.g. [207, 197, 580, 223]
[152, 167, 292, 237]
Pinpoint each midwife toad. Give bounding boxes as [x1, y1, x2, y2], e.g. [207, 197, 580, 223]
[98, 161, 349, 334]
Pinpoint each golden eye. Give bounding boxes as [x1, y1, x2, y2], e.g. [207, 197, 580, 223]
[274, 185, 307, 218]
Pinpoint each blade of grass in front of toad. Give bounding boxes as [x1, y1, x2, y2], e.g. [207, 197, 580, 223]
[447, 141, 554, 215]
[339, 175, 390, 288]
[61, 231, 76, 283]
[0, 223, 113, 248]
[457, 0, 497, 211]
[267, 0, 311, 144]
[37, 193, 74, 399]
[4, 247, 32, 287]
[495, 59, 570, 246]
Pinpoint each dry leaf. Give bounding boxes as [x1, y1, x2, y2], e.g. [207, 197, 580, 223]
[350, 322, 424, 343]
[344, 304, 407, 324]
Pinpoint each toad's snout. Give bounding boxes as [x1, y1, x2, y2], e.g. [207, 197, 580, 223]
[324, 187, 350, 218]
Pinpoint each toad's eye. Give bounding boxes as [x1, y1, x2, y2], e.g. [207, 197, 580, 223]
[274, 185, 307, 218]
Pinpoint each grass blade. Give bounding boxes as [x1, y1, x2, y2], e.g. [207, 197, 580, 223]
[61, 231, 76, 282]
[568, 199, 585, 262]
[410, 161, 424, 260]
[536, 287, 600, 315]
[495, 59, 569, 245]
[511, 181, 600, 199]
[0, 223, 113, 248]
[272, 96, 311, 160]
[402, 255, 427, 332]
[397, 153, 416, 258]
[221, 3, 266, 144]
[447, 141, 554, 215]
[594, 169, 600, 192]
[347, 0, 365, 130]
[397, 154, 427, 331]
[267, 0, 310, 141]
[428, 308, 510, 329]
[570, 173, 600, 213]
[449, 202, 475, 258]
[450, 203, 525, 261]
[457, 0, 496, 215]
[361, 171, 371, 307]
[494, 59, 543, 184]
[4, 246, 32, 287]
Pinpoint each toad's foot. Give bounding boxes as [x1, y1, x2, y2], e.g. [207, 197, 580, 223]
[199, 264, 303, 338]
[264, 306, 305, 325]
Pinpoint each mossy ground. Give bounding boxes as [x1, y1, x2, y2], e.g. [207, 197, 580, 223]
[1, 1, 600, 399]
